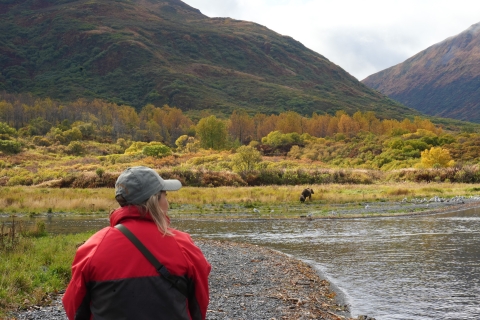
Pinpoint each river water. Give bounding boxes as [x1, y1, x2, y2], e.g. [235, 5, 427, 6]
[3, 207, 479, 320]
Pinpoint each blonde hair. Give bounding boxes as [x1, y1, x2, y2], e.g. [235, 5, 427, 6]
[136, 192, 173, 236]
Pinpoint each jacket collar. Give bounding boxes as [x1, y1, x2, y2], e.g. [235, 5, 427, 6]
[109, 205, 154, 227]
[109, 205, 171, 227]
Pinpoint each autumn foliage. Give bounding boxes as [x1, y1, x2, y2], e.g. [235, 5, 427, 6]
[1, 95, 480, 188]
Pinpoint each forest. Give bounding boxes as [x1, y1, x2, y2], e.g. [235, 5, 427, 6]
[1, 93, 480, 188]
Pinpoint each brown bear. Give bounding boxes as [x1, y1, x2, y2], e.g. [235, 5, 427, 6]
[300, 188, 314, 202]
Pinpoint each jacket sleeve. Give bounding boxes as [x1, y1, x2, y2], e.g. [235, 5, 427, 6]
[62, 229, 108, 320]
[181, 236, 211, 320]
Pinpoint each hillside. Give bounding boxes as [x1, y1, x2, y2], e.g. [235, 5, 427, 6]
[362, 22, 480, 123]
[0, 0, 419, 118]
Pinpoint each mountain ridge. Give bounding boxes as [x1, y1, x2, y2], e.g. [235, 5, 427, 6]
[362, 22, 480, 123]
[0, 0, 420, 119]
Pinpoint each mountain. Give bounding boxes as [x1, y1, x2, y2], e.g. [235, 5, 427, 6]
[0, 0, 419, 118]
[362, 23, 480, 123]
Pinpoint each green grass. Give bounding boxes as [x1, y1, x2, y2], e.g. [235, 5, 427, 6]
[0, 229, 94, 317]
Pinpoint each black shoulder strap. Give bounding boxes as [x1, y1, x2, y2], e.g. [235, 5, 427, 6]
[114, 224, 188, 297]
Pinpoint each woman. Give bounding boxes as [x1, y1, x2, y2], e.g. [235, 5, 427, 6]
[63, 166, 211, 320]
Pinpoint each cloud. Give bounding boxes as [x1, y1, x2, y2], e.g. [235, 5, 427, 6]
[182, 0, 241, 16]
[319, 31, 412, 80]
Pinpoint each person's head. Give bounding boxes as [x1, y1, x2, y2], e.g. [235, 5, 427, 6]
[115, 166, 182, 235]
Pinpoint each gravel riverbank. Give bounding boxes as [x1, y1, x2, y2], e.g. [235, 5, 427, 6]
[9, 239, 361, 320]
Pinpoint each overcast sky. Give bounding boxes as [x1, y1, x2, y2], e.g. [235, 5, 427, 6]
[181, 0, 480, 80]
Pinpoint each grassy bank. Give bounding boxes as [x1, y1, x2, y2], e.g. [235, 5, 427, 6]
[0, 221, 94, 317]
[1, 183, 480, 216]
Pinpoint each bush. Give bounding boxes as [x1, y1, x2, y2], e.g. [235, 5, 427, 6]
[32, 136, 51, 146]
[187, 154, 228, 166]
[142, 144, 172, 158]
[95, 167, 105, 178]
[56, 173, 117, 188]
[67, 141, 84, 155]
[200, 171, 247, 187]
[261, 131, 303, 147]
[232, 146, 262, 172]
[124, 141, 148, 154]
[6, 175, 33, 186]
[157, 168, 247, 187]
[0, 140, 22, 154]
[0, 122, 16, 137]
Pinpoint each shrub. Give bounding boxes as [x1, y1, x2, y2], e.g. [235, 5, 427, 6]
[0, 122, 16, 137]
[232, 146, 262, 172]
[95, 167, 105, 178]
[187, 154, 228, 166]
[200, 171, 247, 187]
[62, 127, 83, 143]
[57, 173, 117, 188]
[25, 221, 47, 238]
[124, 141, 148, 154]
[116, 138, 131, 151]
[287, 145, 302, 159]
[142, 144, 172, 158]
[7, 175, 33, 186]
[0, 140, 22, 154]
[32, 136, 51, 146]
[420, 147, 454, 168]
[175, 135, 189, 151]
[67, 141, 84, 155]
[261, 131, 303, 147]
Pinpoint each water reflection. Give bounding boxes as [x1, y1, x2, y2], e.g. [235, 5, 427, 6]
[2, 207, 479, 320]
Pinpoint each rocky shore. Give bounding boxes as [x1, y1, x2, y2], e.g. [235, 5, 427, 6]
[9, 239, 365, 320]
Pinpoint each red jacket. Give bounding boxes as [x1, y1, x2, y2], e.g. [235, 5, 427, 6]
[62, 206, 211, 320]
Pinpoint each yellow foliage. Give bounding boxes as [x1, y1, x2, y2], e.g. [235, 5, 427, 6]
[420, 147, 455, 168]
[124, 141, 148, 154]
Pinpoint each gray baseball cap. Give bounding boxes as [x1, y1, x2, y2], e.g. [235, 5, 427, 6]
[115, 166, 181, 205]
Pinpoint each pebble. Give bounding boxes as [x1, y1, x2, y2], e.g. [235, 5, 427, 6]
[9, 240, 358, 320]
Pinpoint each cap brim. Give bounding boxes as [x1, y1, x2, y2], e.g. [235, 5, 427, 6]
[162, 179, 182, 191]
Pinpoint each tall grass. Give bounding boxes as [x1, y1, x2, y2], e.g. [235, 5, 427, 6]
[2, 183, 480, 215]
[0, 220, 94, 317]
[0, 187, 116, 214]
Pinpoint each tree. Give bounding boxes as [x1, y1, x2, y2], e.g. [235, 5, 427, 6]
[306, 113, 330, 137]
[228, 109, 254, 144]
[276, 111, 303, 134]
[254, 113, 277, 140]
[420, 147, 455, 168]
[163, 106, 192, 144]
[337, 114, 360, 137]
[232, 145, 262, 172]
[0, 101, 14, 125]
[196, 115, 228, 150]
